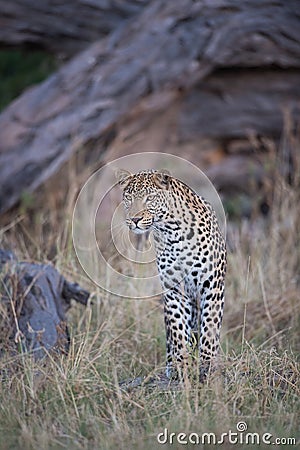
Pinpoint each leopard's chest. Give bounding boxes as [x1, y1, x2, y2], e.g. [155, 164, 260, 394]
[155, 226, 207, 289]
[152, 190, 217, 287]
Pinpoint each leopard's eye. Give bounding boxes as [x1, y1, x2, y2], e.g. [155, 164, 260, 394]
[123, 193, 132, 202]
[146, 193, 156, 202]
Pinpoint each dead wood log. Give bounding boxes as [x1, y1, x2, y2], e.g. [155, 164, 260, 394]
[0, 249, 89, 359]
[0, 0, 150, 57]
[179, 70, 300, 141]
[0, 0, 300, 214]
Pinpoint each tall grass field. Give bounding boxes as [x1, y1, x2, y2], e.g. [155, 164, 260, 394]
[0, 146, 299, 450]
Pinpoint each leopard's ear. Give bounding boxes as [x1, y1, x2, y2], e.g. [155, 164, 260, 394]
[154, 169, 171, 190]
[115, 169, 132, 189]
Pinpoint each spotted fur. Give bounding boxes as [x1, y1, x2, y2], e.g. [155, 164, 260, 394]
[117, 169, 226, 379]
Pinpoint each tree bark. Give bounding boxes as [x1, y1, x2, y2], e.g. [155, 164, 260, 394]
[179, 69, 300, 141]
[0, 0, 150, 57]
[0, 249, 89, 359]
[0, 0, 300, 214]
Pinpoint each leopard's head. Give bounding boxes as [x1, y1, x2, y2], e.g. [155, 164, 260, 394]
[116, 169, 172, 234]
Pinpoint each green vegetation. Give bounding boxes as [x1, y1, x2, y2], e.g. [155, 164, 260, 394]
[0, 50, 57, 111]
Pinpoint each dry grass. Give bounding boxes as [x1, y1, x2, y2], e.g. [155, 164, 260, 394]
[0, 141, 299, 449]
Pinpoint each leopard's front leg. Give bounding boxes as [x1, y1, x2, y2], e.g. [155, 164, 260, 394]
[198, 271, 225, 380]
[163, 286, 197, 379]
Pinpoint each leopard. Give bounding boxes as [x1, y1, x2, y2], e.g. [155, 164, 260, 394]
[116, 168, 226, 379]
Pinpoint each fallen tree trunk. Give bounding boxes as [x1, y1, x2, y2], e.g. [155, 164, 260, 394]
[179, 69, 300, 141]
[0, 249, 89, 359]
[0, 0, 150, 57]
[0, 0, 300, 214]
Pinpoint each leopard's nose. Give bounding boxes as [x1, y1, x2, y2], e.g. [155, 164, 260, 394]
[131, 217, 141, 225]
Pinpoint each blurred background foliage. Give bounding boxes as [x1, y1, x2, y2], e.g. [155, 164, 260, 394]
[0, 50, 57, 111]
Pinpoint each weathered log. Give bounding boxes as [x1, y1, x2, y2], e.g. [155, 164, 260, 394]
[0, 0, 300, 214]
[0, 0, 150, 57]
[0, 249, 89, 359]
[179, 70, 300, 141]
